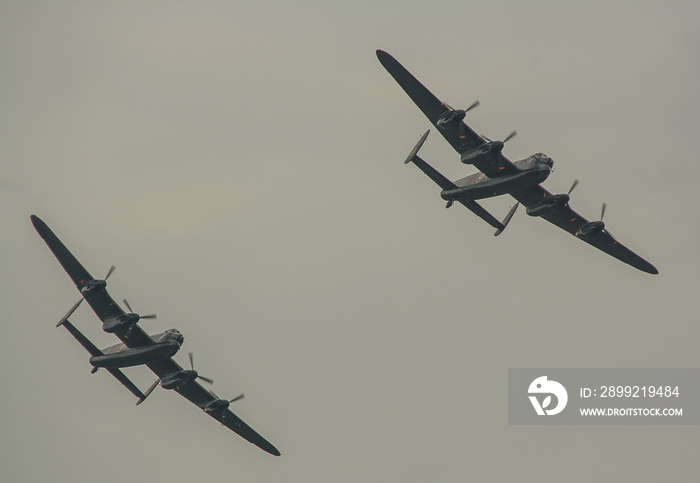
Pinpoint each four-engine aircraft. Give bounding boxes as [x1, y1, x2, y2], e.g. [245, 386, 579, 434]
[31, 215, 280, 456]
[376, 49, 657, 274]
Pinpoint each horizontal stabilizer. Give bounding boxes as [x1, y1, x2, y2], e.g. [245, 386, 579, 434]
[410, 154, 457, 191]
[458, 200, 506, 232]
[60, 319, 147, 401]
[61, 319, 102, 357]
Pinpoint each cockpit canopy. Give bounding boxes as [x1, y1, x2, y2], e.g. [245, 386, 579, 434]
[532, 152, 554, 168]
[516, 152, 554, 171]
[153, 328, 184, 346]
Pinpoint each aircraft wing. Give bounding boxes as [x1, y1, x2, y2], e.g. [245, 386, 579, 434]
[376, 49, 518, 178]
[31, 215, 155, 348]
[510, 187, 658, 274]
[146, 358, 281, 456]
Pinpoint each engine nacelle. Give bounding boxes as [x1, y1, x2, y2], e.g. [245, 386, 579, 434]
[204, 399, 230, 414]
[576, 220, 605, 237]
[526, 194, 570, 217]
[161, 370, 198, 390]
[81, 279, 106, 294]
[460, 141, 504, 164]
[102, 313, 140, 333]
[437, 109, 466, 128]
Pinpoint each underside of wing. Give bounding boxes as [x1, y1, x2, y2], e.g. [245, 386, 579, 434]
[145, 359, 280, 455]
[458, 200, 505, 232]
[377, 50, 483, 153]
[213, 406, 281, 456]
[511, 187, 658, 274]
[377, 50, 519, 178]
[31, 215, 126, 323]
[60, 319, 147, 400]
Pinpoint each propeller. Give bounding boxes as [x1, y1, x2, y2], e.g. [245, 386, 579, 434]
[556, 179, 579, 206]
[441, 100, 480, 138]
[122, 299, 157, 320]
[189, 352, 214, 385]
[480, 130, 517, 145]
[576, 202, 609, 238]
[502, 130, 518, 144]
[104, 265, 116, 281]
[208, 390, 246, 420]
[82, 265, 116, 293]
[212, 390, 245, 405]
[567, 179, 579, 196]
[121, 298, 156, 338]
[444, 99, 480, 115]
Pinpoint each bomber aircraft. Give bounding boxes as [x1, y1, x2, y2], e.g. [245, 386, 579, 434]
[377, 50, 657, 274]
[31, 215, 280, 456]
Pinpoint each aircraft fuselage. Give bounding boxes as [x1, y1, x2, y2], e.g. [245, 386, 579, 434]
[441, 153, 553, 202]
[89, 329, 183, 369]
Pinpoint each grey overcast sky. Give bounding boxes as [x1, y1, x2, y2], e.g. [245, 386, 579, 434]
[2, 1, 699, 481]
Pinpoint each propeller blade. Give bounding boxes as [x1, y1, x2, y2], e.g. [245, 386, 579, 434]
[105, 265, 116, 280]
[198, 375, 215, 385]
[188, 352, 214, 384]
[503, 130, 517, 144]
[601, 202, 607, 221]
[122, 298, 133, 313]
[481, 134, 493, 142]
[122, 298, 157, 319]
[229, 393, 245, 403]
[465, 99, 480, 113]
[568, 179, 579, 195]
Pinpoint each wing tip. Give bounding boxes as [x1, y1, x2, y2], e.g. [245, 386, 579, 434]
[375, 49, 395, 66]
[259, 441, 281, 456]
[643, 264, 659, 275]
[30, 214, 51, 238]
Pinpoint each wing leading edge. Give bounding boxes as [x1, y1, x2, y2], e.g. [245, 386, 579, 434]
[376, 49, 518, 178]
[146, 358, 281, 456]
[31, 215, 155, 347]
[32, 215, 281, 455]
[511, 187, 658, 274]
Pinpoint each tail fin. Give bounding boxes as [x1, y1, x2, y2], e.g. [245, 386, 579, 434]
[405, 130, 430, 164]
[494, 202, 519, 236]
[57, 298, 84, 327]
